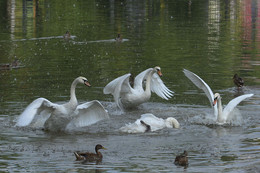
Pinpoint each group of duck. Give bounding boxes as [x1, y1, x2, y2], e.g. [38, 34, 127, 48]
[15, 66, 253, 165]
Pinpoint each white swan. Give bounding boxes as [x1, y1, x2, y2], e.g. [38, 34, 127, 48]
[119, 113, 180, 133]
[183, 69, 254, 124]
[103, 66, 174, 110]
[15, 77, 109, 131]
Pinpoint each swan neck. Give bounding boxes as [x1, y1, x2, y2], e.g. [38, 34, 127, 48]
[69, 78, 78, 105]
[217, 98, 223, 121]
[144, 70, 153, 94]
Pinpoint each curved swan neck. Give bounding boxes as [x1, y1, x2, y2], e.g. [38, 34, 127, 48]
[69, 78, 79, 105]
[144, 70, 154, 94]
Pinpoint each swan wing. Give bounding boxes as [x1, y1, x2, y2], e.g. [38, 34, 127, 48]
[222, 94, 254, 120]
[67, 100, 109, 128]
[134, 68, 153, 91]
[183, 69, 215, 104]
[103, 73, 133, 108]
[150, 73, 174, 100]
[15, 98, 57, 127]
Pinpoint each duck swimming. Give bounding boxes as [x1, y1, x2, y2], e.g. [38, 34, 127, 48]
[74, 144, 107, 161]
[174, 150, 188, 166]
[103, 66, 174, 110]
[183, 69, 254, 124]
[15, 77, 109, 131]
[115, 33, 122, 42]
[63, 31, 71, 39]
[233, 74, 244, 88]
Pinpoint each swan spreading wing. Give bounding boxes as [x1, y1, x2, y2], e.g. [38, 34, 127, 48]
[66, 100, 109, 129]
[183, 69, 218, 117]
[222, 94, 254, 121]
[103, 73, 133, 108]
[15, 98, 57, 127]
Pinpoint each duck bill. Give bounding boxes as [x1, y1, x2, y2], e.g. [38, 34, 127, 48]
[102, 147, 107, 150]
[212, 99, 217, 106]
[84, 81, 91, 87]
[157, 70, 163, 77]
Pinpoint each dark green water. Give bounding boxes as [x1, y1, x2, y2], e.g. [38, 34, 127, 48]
[0, 0, 260, 172]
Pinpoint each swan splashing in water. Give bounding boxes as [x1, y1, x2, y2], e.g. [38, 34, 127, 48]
[119, 113, 180, 133]
[103, 66, 174, 110]
[183, 69, 254, 125]
[15, 77, 109, 131]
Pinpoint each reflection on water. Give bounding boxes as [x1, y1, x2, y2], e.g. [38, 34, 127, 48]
[0, 0, 260, 172]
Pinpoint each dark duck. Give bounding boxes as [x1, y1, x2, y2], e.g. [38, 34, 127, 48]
[74, 144, 107, 162]
[233, 74, 244, 88]
[174, 150, 188, 167]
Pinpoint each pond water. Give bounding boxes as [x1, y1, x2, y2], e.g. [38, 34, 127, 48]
[0, 0, 260, 172]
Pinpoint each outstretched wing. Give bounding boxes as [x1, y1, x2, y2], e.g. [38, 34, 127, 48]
[134, 68, 153, 91]
[183, 69, 218, 117]
[66, 100, 109, 129]
[103, 73, 133, 108]
[15, 98, 57, 127]
[222, 94, 254, 120]
[150, 73, 174, 100]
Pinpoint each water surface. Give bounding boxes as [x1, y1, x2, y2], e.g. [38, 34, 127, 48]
[0, 0, 260, 172]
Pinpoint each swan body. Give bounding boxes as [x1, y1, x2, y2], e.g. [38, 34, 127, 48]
[103, 67, 174, 110]
[119, 113, 180, 133]
[183, 69, 254, 124]
[15, 77, 109, 131]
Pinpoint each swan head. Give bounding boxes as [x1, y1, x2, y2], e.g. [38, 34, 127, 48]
[165, 117, 180, 128]
[78, 76, 91, 87]
[213, 93, 221, 106]
[154, 66, 162, 77]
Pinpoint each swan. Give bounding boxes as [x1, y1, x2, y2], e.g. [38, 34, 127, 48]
[15, 77, 109, 131]
[103, 66, 174, 110]
[183, 69, 254, 124]
[119, 113, 180, 133]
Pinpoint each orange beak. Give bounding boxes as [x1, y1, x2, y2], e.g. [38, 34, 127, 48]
[157, 70, 162, 77]
[84, 81, 91, 87]
[213, 99, 217, 106]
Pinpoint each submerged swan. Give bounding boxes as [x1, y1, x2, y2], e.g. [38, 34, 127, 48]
[183, 69, 254, 124]
[119, 113, 180, 133]
[74, 144, 107, 161]
[103, 66, 174, 110]
[15, 77, 109, 131]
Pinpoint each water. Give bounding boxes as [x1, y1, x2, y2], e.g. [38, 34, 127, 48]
[0, 0, 260, 172]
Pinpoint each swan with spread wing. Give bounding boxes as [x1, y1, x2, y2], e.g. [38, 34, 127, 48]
[183, 69, 253, 124]
[103, 66, 174, 110]
[15, 77, 109, 131]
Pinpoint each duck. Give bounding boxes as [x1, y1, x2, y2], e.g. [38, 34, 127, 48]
[233, 74, 244, 88]
[103, 67, 174, 110]
[15, 77, 109, 131]
[0, 59, 21, 70]
[174, 150, 188, 166]
[63, 31, 71, 39]
[119, 113, 180, 133]
[115, 33, 122, 42]
[74, 144, 107, 161]
[183, 69, 254, 124]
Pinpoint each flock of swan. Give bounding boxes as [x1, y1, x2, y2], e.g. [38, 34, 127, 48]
[15, 67, 254, 132]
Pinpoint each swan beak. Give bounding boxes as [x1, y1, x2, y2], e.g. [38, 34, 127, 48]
[213, 98, 217, 106]
[157, 70, 163, 77]
[84, 81, 91, 87]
